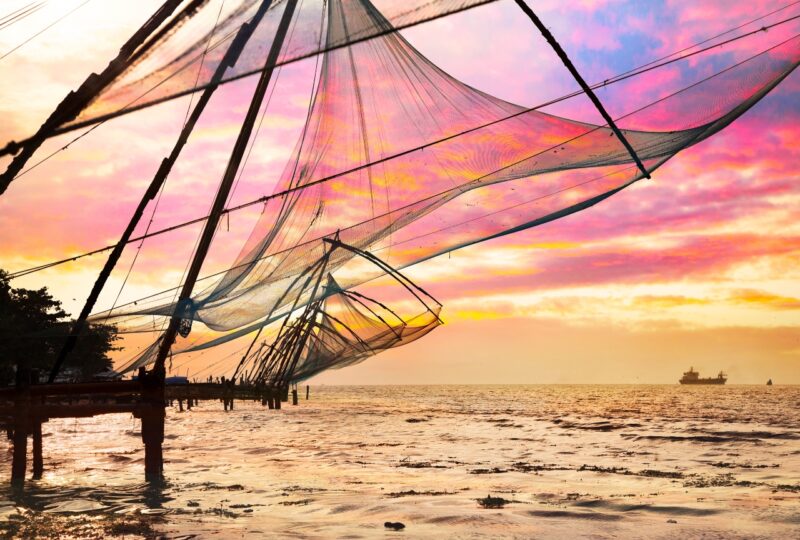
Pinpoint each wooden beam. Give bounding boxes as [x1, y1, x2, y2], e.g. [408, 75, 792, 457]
[48, 0, 279, 384]
[0, 380, 142, 398]
[152, 0, 298, 375]
[513, 0, 650, 179]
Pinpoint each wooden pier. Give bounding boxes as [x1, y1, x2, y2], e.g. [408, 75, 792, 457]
[0, 367, 294, 484]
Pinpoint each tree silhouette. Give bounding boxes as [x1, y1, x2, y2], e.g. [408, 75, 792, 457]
[0, 270, 119, 384]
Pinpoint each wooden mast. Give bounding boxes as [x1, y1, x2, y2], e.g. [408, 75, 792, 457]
[513, 0, 650, 179]
[48, 0, 281, 384]
[139, 0, 299, 477]
[151, 0, 298, 376]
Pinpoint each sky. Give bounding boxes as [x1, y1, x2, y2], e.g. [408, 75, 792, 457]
[1, 0, 799, 384]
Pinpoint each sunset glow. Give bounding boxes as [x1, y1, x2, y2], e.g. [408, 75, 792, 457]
[1, 0, 799, 383]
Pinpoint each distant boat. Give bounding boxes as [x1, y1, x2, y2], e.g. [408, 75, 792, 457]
[679, 367, 727, 385]
[767, 379, 773, 386]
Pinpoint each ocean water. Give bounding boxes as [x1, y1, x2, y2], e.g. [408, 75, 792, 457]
[1, 385, 798, 538]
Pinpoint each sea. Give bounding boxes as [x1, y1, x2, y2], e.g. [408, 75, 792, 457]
[1, 385, 798, 539]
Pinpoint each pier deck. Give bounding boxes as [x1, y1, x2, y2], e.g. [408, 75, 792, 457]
[0, 378, 299, 483]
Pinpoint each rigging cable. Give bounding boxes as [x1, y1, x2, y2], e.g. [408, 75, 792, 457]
[0, 0, 91, 62]
[0, 1, 48, 32]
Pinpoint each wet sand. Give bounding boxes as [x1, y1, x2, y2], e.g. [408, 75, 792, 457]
[1, 385, 798, 538]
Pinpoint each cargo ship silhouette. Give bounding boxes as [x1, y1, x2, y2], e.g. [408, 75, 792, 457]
[679, 367, 727, 385]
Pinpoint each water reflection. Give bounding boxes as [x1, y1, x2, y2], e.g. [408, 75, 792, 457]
[0, 385, 797, 538]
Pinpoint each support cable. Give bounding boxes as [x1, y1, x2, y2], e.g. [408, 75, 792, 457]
[0, 0, 88, 61]
[0, 1, 48, 32]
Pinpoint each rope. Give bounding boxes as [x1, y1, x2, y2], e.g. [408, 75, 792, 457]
[0, 1, 48, 32]
[0, 0, 92, 62]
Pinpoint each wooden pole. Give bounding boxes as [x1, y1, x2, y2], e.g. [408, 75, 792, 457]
[513, 0, 649, 179]
[11, 359, 31, 483]
[306, 385, 309, 400]
[150, 0, 298, 377]
[137, 368, 165, 480]
[48, 0, 281, 384]
[11, 426, 27, 483]
[141, 407, 164, 480]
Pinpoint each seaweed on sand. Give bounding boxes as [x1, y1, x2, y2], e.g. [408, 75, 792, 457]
[477, 495, 512, 509]
[386, 490, 454, 498]
[0, 511, 165, 539]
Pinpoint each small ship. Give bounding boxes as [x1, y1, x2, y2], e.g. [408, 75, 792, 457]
[679, 367, 727, 385]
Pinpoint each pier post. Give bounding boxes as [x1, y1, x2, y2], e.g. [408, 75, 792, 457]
[292, 388, 298, 406]
[11, 362, 31, 483]
[141, 407, 165, 480]
[32, 421, 43, 479]
[138, 367, 165, 480]
[306, 385, 309, 400]
[10, 425, 27, 483]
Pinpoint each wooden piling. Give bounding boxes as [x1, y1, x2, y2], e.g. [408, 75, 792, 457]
[138, 367, 165, 480]
[11, 362, 31, 483]
[141, 408, 164, 480]
[306, 385, 309, 400]
[11, 426, 27, 483]
[32, 421, 43, 479]
[292, 388, 298, 405]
